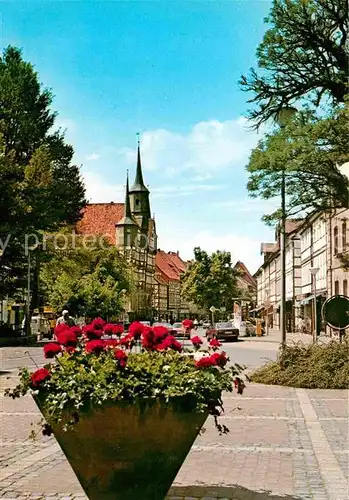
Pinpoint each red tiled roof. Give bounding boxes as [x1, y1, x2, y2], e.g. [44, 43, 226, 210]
[234, 261, 256, 288]
[156, 250, 187, 282]
[76, 203, 124, 244]
[285, 219, 303, 234]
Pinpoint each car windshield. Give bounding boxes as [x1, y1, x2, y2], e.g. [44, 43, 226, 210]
[215, 323, 232, 328]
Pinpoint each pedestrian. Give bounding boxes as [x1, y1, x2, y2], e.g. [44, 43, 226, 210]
[56, 309, 75, 327]
[193, 318, 198, 330]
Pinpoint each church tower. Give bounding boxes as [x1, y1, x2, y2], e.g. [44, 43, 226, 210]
[129, 143, 151, 231]
[115, 172, 139, 249]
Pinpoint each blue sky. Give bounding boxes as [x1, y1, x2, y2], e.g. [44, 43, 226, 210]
[1, 0, 279, 271]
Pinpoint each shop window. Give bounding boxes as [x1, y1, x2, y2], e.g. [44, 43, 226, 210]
[342, 222, 347, 251]
[343, 280, 348, 297]
[334, 280, 340, 295]
[334, 226, 338, 254]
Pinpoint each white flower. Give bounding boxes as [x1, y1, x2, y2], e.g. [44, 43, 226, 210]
[193, 352, 209, 361]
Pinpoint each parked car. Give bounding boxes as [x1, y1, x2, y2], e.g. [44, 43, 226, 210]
[140, 321, 151, 327]
[152, 322, 177, 336]
[203, 321, 211, 329]
[206, 322, 239, 341]
[171, 322, 191, 339]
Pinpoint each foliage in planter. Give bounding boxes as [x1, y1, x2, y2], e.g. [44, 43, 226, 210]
[251, 339, 349, 389]
[6, 320, 245, 434]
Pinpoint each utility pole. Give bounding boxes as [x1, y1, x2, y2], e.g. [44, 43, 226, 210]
[26, 251, 31, 339]
[280, 168, 286, 348]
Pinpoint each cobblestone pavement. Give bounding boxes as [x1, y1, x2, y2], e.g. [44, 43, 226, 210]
[0, 348, 348, 500]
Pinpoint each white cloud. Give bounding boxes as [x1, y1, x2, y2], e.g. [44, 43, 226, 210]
[86, 153, 100, 161]
[82, 171, 124, 203]
[215, 197, 280, 213]
[117, 117, 260, 175]
[152, 183, 222, 199]
[158, 228, 262, 274]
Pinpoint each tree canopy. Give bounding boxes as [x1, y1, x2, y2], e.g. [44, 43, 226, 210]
[40, 235, 134, 319]
[0, 46, 86, 297]
[181, 248, 239, 313]
[246, 103, 349, 224]
[240, 0, 348, 127]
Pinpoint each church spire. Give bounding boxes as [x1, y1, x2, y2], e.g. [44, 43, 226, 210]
[116, 171, 137, 226]
[130, 139, 149, 193]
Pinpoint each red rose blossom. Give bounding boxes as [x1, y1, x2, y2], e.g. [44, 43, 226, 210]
[114, 348, 128, 368]
[211, 352, 228, 368]
[70, 326, 82, 337]
[65, 346, 76, 355]
[141, 327, 156, 349]
[128, 321, 144, 340]
[56, 330, 78, 347]
[153, 325, 169, 342]
[162, 335, 182, 352]
[103, 323, 115, 335]
[120, 334, 134, 349]
[31, 367, 51, 387]
[54, 322, 69, 337]
[191, 336, 203, 348]
[91, 317, 106, 330]
[83, 324, 103, 339]
[195, 356, 216, 368]
[113, 324, 124, 336]
[85, 339, 105, 354]
[182, 319, 194, 330]
[209, 338, 221, 350]
[43, 342, 61, 359]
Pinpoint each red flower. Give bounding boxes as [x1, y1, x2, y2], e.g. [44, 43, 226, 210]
[65, 346, 76, 355]
[83, 324, 103, 339]
[120, 334, 134, 348]
[43, 342, 61, 359]
[91, 317, 106, 330]
[105, 339, 119, 348]
[113, 324, 124, 336]
[209, 338, 222, 350]
[56, 330, 78, 347]
[103, 323, 115, 335]
[31, 368, 51, 387]
[128, 321, 144, 340]
[211, 352, 228, 368]
[163, 335, 182, 352]
[195, 356, 216, 368]
[114, 348, 128, 368]
[182, 319, 194, 330]
[70, 326, 82, 337]
[85, 339, 105, 355]
[191, 336, 203, 348]
[153, 325, 169, 341]
[141, 327, 155, 349]
[54, 322, 69, 337]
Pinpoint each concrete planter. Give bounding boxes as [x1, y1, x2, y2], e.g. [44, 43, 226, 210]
[35, 398, 207, 500]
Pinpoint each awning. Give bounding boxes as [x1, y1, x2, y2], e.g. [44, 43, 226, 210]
[300, 295, 314, 305]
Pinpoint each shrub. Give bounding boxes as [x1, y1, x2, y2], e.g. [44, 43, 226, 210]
[251, 338, 349, 389]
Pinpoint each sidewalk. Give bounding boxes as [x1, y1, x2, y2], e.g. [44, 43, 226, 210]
[1, 372, 348, 499]
[242, 328, 332, 346]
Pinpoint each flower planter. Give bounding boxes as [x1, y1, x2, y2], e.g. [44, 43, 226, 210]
[35, 397, 207, 500]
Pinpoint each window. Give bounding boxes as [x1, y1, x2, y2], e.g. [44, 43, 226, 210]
[135, 199, 140, 206]
[344, 280, 348, 297]
[342, 222, 347, 251]
[334, 226, 338, 254]
[335, 280, 340, 295]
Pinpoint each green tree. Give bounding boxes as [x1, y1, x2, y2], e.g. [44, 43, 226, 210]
[240, 0, 348, 127]
[246, 104, 349, 224]
[181, 248, 239, 313]
[40, 236, 134, 319]
[0, 46, 86, 297]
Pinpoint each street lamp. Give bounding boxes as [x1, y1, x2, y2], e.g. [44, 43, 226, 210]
[275, 106, 297, 349]
[309, 267, 320, 343]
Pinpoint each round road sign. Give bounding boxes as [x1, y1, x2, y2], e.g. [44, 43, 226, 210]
[322, 295, 349, 330]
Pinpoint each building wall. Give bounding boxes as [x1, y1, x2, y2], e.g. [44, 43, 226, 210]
[327, 208, 349, 298]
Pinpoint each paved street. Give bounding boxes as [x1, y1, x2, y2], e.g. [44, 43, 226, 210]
[1, 337, 348, 500]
